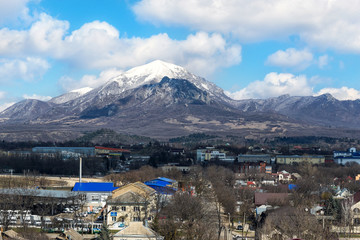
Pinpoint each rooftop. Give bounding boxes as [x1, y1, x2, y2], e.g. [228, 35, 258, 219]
[72, 182, 118, 192]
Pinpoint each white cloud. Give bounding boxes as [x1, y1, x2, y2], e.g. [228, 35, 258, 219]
[315, 87, 360, 100]
[266, 48, 313, 70]
[133, 0, 360, 53]
[59, 68, 124, 92]
[0, 57, 49, 82]
[0, 0, 33, 25]
[23, 94, 52, 101]
[227, 72, 313, 100]
[318, 54, 329, 69]
[0, 14, 241, 77]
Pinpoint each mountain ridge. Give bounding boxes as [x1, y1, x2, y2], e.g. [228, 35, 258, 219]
[1, 60, 360, 142]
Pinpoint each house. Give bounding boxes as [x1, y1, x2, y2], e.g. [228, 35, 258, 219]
[277, 170, 292, 182]
[254, 192, 289, 206]
[106, 182, 157, 229]
[334, 188, 352, 199]
[56, 229, 84, 240]
[112, 222, 163, 240]
[72, 182, 118, 209]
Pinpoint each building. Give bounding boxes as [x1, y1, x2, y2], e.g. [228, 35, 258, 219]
[237, 154, 272, 164]
[144, 177, 177, 195]
[72, 182, 118, 209]
[106, 182, 157, 229]
[32, 147, 95, 158]
[196, 147, 235, 162]
[95, 146, 131, 158]
[31, 146, 131, 159]
[334, 147, 360, 165]
[197, 147, 226, 162]
[254, 192, 289, 206]
[276, 155, 325, 165]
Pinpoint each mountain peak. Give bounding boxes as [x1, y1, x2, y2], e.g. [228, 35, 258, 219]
[124, 60, 188, 80]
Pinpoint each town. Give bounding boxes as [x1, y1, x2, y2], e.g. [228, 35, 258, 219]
[0, 142, 360, 240]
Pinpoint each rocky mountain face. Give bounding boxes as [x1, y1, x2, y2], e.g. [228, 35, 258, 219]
[1, 60, 360, 141]
[234, 94, 360, 129]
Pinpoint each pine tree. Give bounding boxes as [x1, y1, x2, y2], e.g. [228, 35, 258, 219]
[98, 224, 111, 240]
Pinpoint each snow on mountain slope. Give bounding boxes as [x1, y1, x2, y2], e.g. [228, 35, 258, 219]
[49, 87, 93, 104]
[102, 60, 230, 101]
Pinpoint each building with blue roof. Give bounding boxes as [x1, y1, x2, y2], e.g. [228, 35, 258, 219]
[334, 147, 360, 165]
[144, 178, 177, 195]
[72, 182, 118, 209]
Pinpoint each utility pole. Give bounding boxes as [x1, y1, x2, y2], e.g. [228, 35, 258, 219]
[79, 157, 82, 183]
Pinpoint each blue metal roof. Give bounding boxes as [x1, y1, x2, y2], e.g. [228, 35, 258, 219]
[145, 180, 169, 187]
[144, 177, 176, 187]
[157, 177, 176, 183]
[72, 182, 118, 192]
[146, 185, 176, 195]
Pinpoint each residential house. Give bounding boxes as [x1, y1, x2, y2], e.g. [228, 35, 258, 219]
[56, 229, 84, 240]
[106, 182, 157, 229]
[112, 222, 163, 240]
[277, 170, 292, 183]
[254, 192, 289, 206]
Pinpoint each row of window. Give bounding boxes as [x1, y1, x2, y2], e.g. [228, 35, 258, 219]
[112, 206, 140, 211]
[112, 216, 141, 222]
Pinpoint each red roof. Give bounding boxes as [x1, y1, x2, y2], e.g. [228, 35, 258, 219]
[95, 146, 130, 152]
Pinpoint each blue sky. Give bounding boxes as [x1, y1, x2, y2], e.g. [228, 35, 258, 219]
[1, 0, 360, 111]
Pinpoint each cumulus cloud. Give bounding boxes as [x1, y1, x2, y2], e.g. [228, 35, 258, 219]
[0, 57, 50, 82]
[0, 0, 33, 25]
[133, 0, 360, 52]
[266, 48, 313, 70]
[315, 87, 360, 100]
[227, 72, 313, 100]
[0, 14, 241, 77]
[23, 94, 52, 101]
[59, 68, 124, 92]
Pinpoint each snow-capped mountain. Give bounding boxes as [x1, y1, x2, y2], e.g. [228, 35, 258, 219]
[96, 60, 231, 102]
[1, 60, 360, 141]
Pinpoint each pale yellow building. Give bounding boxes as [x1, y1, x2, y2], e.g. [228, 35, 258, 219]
[276, 155, 325, 165]
[106, 182, 157, 229]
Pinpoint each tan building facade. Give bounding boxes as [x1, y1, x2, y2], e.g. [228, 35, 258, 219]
[106, 182, 157, 229]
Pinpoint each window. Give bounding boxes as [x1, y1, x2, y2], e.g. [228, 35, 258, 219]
[121, 206, 126, 211]
[91, 195, 100, 201]
[134, 206, 140, 211]
[133, 217, 140, 221]
[112, 217, 116, 222]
